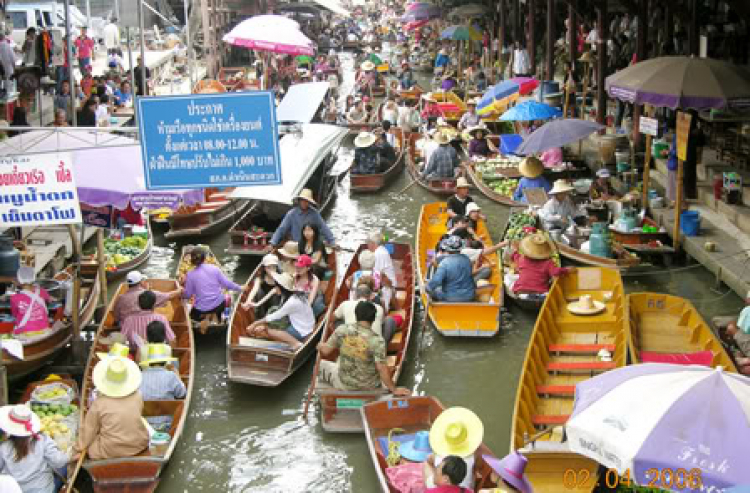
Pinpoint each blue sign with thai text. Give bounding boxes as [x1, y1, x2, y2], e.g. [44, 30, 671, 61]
[137, 92, 281, 190]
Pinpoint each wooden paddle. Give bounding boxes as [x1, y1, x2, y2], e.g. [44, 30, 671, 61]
[64, 448, 87, 493]
[302, 355, 321, 420]
[397, 178, 420, 195]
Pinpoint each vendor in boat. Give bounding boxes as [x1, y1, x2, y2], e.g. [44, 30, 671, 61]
[513, 157, 552, 203]
[182, 248, 244, 334]
[0, 404, 69, 493]
[139, 341, 186, 402]
[398, 60, 415, 90]
[245, 272, 315, 351]
[373, 127, 397, 168]
[353, 131, 381, 174]
[466, 125, 499, 158]
[270, 189, 336, 249]
[422, 132, 460, 180]
[503, 233, 573, 295]
[335, 284, 397, 344]
[317, 300, 411, 396]
[122, 290, 176, 348]
[539, 180, 586, 231]
[114, 271, 181, 326]
[73, 356, 150, 461]
[458, 99, 481, 131]
[446, 177, 476, 228]
[589, 168, 621, 200]
[426, 236, 475, 303]
[10, 266, 50, 337]
[480, 451, 534, 493]
[421, 93, 443, 129]
[346, 97, 369, 125]
[242, 254, 281, 319]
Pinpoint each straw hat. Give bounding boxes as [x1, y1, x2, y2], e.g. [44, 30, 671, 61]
[96, 342, 130, 361]
[567, 294, 606, 315]
[456, 177, 470, 189]
[271, 271, 296, 291]
[400, 430, 432, 462]
[484, 452, 533, 493]
[358, 249, 376, 269]
[139, 343, 178, 367]
[354, 131, 377, 148]
[296, 188, 318, 206]
[465, 202, 481, 215]
[519, 156, 544, 178]
[440, 235, 463, 253]
[92, 356, 142, 398]
[467, 124, 488, 138]
[16, 266, 35, 285]
[519, 233, 553, 260]
[0, 405, 40, 437]
[361, 61, 376, 71]
[279, 241, 300, 259]
[433, 132, 451, 145]
[429, 407, 484, 457]
[261, 254, 279, 267]
[467, 98, 479, 106]
[549, 179, 575, 195]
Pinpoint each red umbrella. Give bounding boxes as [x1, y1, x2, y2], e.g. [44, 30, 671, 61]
[404, 19, 429, 30]
[511, 77, 539, 96]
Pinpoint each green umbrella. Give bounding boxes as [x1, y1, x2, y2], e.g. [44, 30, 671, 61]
[295, 55, 314, 66]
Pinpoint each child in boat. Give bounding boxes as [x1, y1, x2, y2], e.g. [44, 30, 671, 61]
[10, 266, 51, 336]
[503, 233, 574, 296]
[293, 255, 326, 317]
[347, 250, 382, 301]
[242, 254, 281, 319]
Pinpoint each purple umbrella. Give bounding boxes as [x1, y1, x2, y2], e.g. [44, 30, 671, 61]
[401, 3, 441, 22]
[515, 118, 603, 155]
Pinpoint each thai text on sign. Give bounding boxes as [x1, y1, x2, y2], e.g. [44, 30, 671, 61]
[0, 153, 82, 227]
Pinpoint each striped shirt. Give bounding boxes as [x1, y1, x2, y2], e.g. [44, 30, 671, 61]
[140, 367, 186, 400]
[121, 312, 175, 347]
[113, 287, 170, 324]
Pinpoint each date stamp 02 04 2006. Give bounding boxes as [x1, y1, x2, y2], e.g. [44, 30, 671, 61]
[563, 467, 704, 490]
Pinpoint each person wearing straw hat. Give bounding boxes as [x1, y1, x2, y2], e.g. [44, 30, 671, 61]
[10, 266, 51, 336]
[422, 132, 460, 180]
[245, 272, 315, 351]
[357, 61, 378, 96]
[446, 177, 476, 227]
[479, 451, 533, 493]
[139, 342, 186, 402]
[0, 404, 69, 493]
[423, 407, 484, 490]
[504, 233, 573, 295]
[466, 125, 499, 158]
[73, 356, 149, 460]
[512, 157, 552, 203]
[458, 99, 481, 131]
[427, 236, 476, 302]
[113, 271, 181, 326]
[539, 180, 586, 231]
[270, 188, 336, 251]
[352, 131, 381, 174]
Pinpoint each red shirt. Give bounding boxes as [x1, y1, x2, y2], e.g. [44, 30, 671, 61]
[74, 36, 95, 58]
[512, 252, 568, 294]
[426, 486, 472, 493]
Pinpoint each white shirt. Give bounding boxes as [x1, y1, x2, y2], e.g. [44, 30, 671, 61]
[383, 107, 398, 125]
[0, 40, 15, 79]
[335, 299, 384, 337]
[373, 245, 396, 287]
[426, 455, 476, 489]
[422, 139, 440, 167]
[95, 105, 109, 125]
[265, 294, 315, 337]
[0, 475, 21, 493]
[512, 48, 530, 75]
[103, 23, 120, 50]
[539, 197, 583, 227]
[586, 29, 599, 50]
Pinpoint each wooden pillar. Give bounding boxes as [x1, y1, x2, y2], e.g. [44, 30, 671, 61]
[200, 0, 216, 78]
[499, 0, 506, 81]
[642, 105, 654, 209]
[568, 1, 577, 76]
[664, 3, 673, 55]
[596, 1, 608, 126]
[632, 0, 648, 145]
[95, 229, 107, 307]
[546, 0, 555, 81]
[688, 0, 699, 56]
[528, 0, 536, 77]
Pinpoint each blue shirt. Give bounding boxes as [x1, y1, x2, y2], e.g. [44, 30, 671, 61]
[514, 176, 552, 202]
[667, 134, 678, 171]
[428, 253, 475, 302]
[271, 206, 335, 246]
[435, 53, 449, 68]
[422, 145, 459, 179]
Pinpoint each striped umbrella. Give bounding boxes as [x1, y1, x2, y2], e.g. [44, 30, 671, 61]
[510, 77, 539, 96]
[476, 80, 520, 116]
[440, 25, 482, 42]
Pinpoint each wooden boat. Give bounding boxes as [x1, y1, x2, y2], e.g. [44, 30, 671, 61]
[176, 244, 232, 334]
[164, 188, 251, 240]
[397, 85, 423, 101]
[226, 251, 337, 386]
[217, 67, 260, 92]
[416, 202, 503, 337]
[510, 267, 628, 492]
[362, 396, 502, 492]
[80, 279, 194, 492]
[1, 264, 101, 380]
[192, 79, 226, 93]
[553, 238, 642, 271]
[429, 91, 466, 122]
[105, 225, 153, 281]
[315, 243, 415, 433]
[406, 143, 457, 196]
[462, 160, 524, 207]
[628, 292, 737, 370]
[350, 144, 407, 193]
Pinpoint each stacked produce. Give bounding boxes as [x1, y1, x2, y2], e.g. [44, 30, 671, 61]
[503, 210, 561, 266]
[29, 381, 79, 452]
[104, 235, 149, 272]
[472, 160, 520, 198]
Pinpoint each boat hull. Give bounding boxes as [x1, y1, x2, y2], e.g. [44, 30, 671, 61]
[350, 146, 406, 193]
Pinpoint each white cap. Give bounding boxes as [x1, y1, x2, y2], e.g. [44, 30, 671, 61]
[16, 266, 35, 285]
[466, 202, 482, 214]
[126, 271, 146, 285]
[596, 168, 611, 178]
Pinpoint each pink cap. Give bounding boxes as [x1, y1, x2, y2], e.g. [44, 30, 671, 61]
[295, 254, 313, 268]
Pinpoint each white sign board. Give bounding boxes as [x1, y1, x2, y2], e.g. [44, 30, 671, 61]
[0, 153, 82, 227]
[639, 116, 659, 137]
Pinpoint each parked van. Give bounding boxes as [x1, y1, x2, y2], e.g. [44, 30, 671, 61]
[6, 1, 97, 47]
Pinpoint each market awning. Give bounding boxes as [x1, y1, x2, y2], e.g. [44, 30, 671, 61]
[230, 124, 348, 205]
[276, 82, 330, 123]
[311, 0, 350, 17]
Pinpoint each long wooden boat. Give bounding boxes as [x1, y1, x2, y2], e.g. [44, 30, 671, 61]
[106, 225, 153, 281]
[226, 251, 337, 386]
[511, 267, 628, 492]
[406, 143, 457, 196]
[80, 279, 194, 492]
[164, 188, 251, 240]
[628, 292, 737, 370]
[315, 243, 415, 432]
[553, 239, 641, 271]
[350, 144, 407, 193]
[429, 91, 466, 122]
[362, 396, 502, 492]
[416, 202, 503, 337]
[500, 208, 546, 312]
[1, 264, 101, 380]
[462, 160, 524, 207]
[176, 244, 232, 334]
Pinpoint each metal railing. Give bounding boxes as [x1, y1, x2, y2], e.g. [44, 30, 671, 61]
[0, 126, 141, 157]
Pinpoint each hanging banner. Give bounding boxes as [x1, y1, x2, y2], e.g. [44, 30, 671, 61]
[80, 203, 115, 229]
[676, 111, 692, 161]
[0, 153, 82, 227]
[137, 92, 282, 190]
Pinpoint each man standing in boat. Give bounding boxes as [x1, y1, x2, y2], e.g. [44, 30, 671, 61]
[268, 189, 336, 250]
[113, 271, 182, 326]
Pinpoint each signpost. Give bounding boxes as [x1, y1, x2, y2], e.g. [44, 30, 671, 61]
[640, 111, 657, 209]
[639, 116, 658, 137]
[137, 92, 282, 190]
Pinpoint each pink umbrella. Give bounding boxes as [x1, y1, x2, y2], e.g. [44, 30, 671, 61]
[511, 77, 539, 96]
[223, 16, 315, 56]
[404, 19, 429, 30]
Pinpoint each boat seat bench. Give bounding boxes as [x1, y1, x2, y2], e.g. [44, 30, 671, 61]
[547, 361, 616, 373]
[532, 414, 570, 426]
[536, 385, 576, 396]
[548, 343, 615, 354]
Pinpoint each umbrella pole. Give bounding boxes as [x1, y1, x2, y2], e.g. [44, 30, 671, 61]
[96, 229, 107, 306]
[642, 105, 653, 210]
[673, 159, 684, 250]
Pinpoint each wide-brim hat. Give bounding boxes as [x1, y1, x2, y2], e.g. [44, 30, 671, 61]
[467, 125, 488, 138]
[16, 265, 35, 285]
[92, 356, 142, 398]
[456, 177, 470, 189]
[519, 233, 553, 260]
[400, 430, 432, 462]
[519, 156, 544, 178]
[96, 342, 130, 361]
[271, 271, 296, 291]
[139, 344, 178, 367]
[465, 202, 481, 215]
[261, 254, 279, 267]
[355, 131, 377, 148]
[549, 179, 575, 195]
[361, 61, 376, 71]
[358, 249, 376, 269]
[484, 452, 533, 493]
[296, 188, 318, 206]
[568, 294, 606, 315]
[433, 132, 451, 145]
[429, 407, 484, 457]
[0, 405, 41, 437]
[279, 241, 300, 259]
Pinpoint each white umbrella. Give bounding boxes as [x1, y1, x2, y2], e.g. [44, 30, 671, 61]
[223, 18, 315, 56]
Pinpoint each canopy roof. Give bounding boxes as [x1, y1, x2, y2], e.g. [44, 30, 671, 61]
[276, 82, 330, 123]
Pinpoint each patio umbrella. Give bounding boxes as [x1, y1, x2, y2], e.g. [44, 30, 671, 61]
[440, 25, 482, 42]
[400, 3, 441, 22]
[499, 101, 562, 122]
[567, 364, 750, 491]
[516, 118, 603, 155]
[510, 77, 539, 96]
[450, 3, 489, 17]
[404, 19, 430, 31]
[605, 56, 750, 110]
[236, 14, 300, 30]
[477, 80, 520, 116]
[223, 17, 314, 56]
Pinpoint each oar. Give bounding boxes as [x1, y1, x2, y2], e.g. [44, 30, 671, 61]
[64, 448, 87, 493]
[398, 178, 420, 195]
[418, 292, 432, 355]
[302, 355, 321, 420]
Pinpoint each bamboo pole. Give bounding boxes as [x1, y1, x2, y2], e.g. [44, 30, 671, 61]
[67, 224, 81, 337]
[96, 229, 107, 306]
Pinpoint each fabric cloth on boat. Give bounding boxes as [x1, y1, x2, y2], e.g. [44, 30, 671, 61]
[0, 433, 68, 493]
[511, 252, 568, 294]
[427, 254, 476, 302]
[319, 322, 386, 390]
[74, 392, 150, 460]
[353, 146, 382, 174]
[113, 287, 170, 324]
[271, 207, 336, 246]
[183, 263, 242, 313]
[10, 287, 50, 335]
[385, 462, 425, 493]
[513, 176, 551, 203]
[422, 145, 459, 179]
[540, 147, 563, 167]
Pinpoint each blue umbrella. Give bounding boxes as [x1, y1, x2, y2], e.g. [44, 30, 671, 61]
[499, 101, 562, 122]
[516, 119, 604, 155]
[477, 80, 519, 116]
[440, 25, 482, 41]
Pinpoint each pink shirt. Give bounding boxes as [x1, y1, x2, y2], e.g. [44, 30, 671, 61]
[74, 36, 95, 58]
[121, 312, 175, 347]
[512, 252, 568, 294]
[10, 288, 50, 334]
[540, 147, 563, 168]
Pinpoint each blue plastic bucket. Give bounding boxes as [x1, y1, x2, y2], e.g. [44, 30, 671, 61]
[680, 210, 701, 236]
[384, 243, 395, 255]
